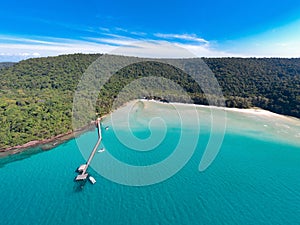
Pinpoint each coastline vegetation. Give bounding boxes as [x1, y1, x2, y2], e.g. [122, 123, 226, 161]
[0, 54, 299, 149]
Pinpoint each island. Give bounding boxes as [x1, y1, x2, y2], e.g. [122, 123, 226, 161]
[0, 54, 299, 153]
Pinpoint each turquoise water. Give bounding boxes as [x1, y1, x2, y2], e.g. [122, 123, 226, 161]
[1, 102, 300, 225]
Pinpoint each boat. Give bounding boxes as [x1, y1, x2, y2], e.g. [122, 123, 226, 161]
[88, 176, 96, 184]
[105, 126, 109, 130]
[98, 148, 105, 153]
[77, 164, 87, 173]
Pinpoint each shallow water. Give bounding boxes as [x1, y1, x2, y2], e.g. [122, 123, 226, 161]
[1, 101, 300, 225]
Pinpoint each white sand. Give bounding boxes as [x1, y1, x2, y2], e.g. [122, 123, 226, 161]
[106, 99, 300, 147]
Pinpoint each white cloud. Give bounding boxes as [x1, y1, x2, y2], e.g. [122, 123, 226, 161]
[0, 52, 42, 62]
[130, 31, 147, 36]
[176, 43, 241, 57]
[110, 41, 196, 58]
[115, 27, 128, 32]
[111, 27, 147, 37]
[154, 33, 209, 44]
[0, 40, 115, 62]
[98, 27, 110, 32]
[87, 36, 136, 46]
[0, 33, 238, 62]
[2, 22, 300, 62]
[0, 35, 57, 45]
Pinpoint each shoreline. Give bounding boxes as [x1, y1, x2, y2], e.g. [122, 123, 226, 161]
[1, 100, 299, 158]
[143, 99, 300, 121]
[0, 121, 97, 158]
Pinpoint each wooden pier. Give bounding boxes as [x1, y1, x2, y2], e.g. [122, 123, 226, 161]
[75, 118, 102, 181]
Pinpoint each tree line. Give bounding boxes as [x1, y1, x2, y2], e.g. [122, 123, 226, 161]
[0, 54, 299, 149]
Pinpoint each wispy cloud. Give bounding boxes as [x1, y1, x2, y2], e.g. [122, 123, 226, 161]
[0, 52, 41, 62]
[86, 34, 137, 47]
[0, 35, 116, 61]
[0, 35, 59, 45]
[98, 27, 110, 32]
[115, 27, 128, 32]
[0, 32, 238, 62]
[130, 31, 147, 36]
[108, 27, 148, 37]
[154, 33, 209, 44]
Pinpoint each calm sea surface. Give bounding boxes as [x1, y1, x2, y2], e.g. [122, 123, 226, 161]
[1, 101, 300, 225]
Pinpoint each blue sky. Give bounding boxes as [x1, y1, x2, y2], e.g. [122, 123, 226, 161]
[1, 0, 300, 61]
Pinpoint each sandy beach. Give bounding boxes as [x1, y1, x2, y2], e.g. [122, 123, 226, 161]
[1, 99, 299, 157]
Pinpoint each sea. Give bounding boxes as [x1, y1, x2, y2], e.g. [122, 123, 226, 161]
[1, 100, 300, 225]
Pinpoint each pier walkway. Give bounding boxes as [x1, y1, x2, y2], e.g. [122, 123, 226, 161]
[75, 118, 102, 181]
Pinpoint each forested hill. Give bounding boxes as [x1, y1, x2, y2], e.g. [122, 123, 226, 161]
[0, 54, 299, 149]
[203, 58, 300, 116]
[0, 62, 15, 70]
